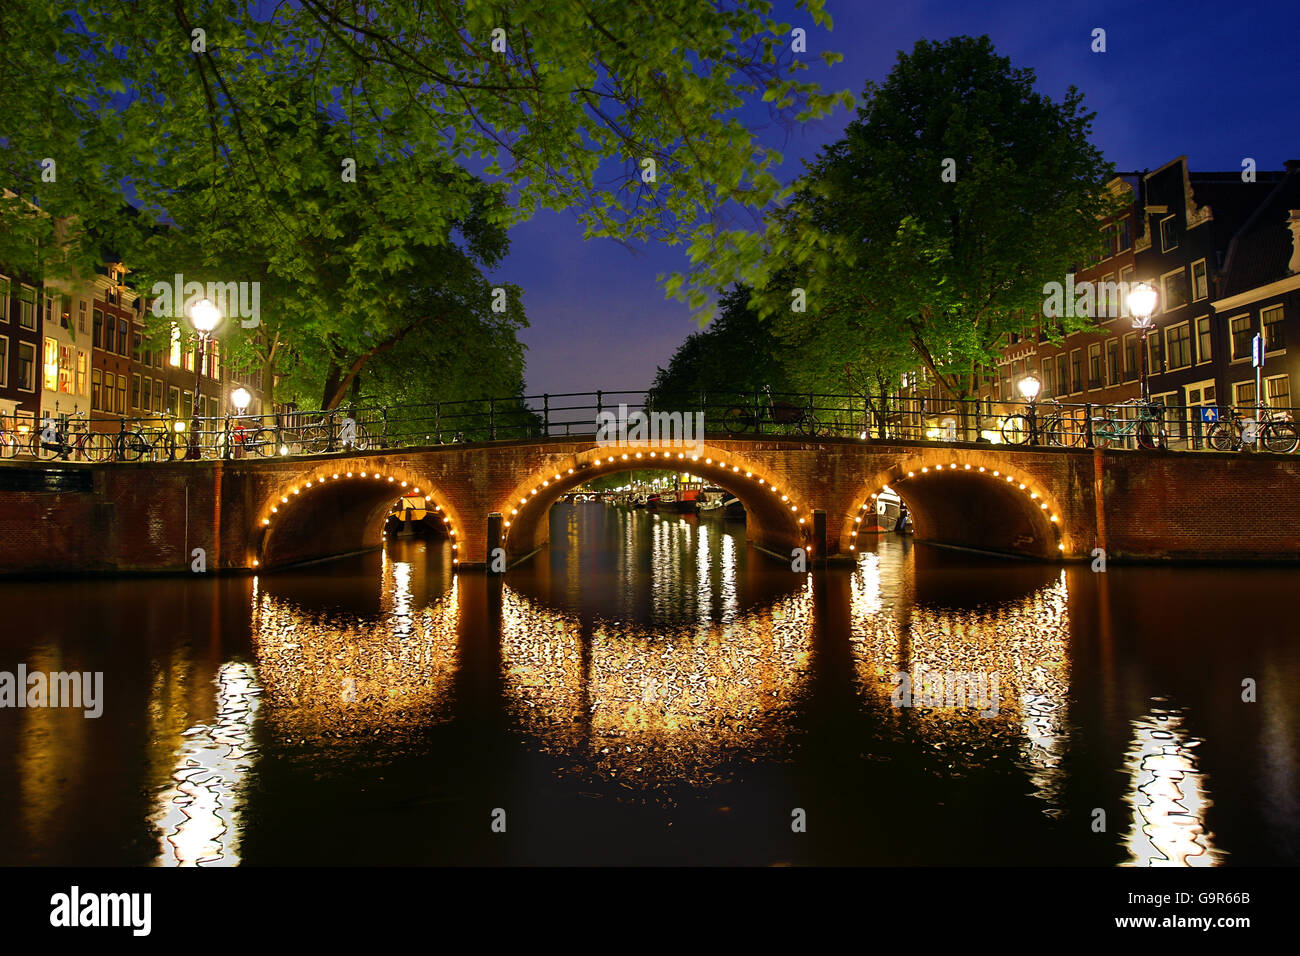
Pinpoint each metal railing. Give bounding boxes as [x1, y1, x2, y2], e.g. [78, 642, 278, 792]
[1, 390, 1297, 462]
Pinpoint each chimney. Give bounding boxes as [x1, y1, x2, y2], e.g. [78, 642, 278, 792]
[1289, 210, 1300, 275]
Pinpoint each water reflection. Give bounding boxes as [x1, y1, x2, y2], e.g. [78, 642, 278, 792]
[498, 581, 813, 799]
[249, 555, 460, 739]
[848, 541, 1071, 813]
[153, 661, 260, 866]
[1121, 703, 1222, 866]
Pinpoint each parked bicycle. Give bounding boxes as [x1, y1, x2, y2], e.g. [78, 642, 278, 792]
[1000, 398, 1089, 446]
[724, 386, 821, 436]
[31, 409, 113, 462]
[1207, 405, 1299, 454]
[116, 414, 185, 462]
[1091, 399, 1165, 450]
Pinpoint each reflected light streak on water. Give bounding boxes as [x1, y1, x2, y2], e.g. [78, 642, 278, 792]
[1121, 705, 1223, 866]
[153, 661, 260, 866]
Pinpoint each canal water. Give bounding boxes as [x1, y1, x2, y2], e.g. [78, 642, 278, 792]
[0, 501, 1296, 866]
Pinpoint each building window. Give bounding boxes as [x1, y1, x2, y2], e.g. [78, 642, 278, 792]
[1234, 381, 1257, 408]
[169, 324, 181, 367]
[1107, 340, 1120, 385]
[133, 329, 142, 362]
[1097, 274, 1117, 321]
[1161, 268, 1189, 312]
[1118, 216, 1132, 252]
[18, 285, 36, 330]
[1165, 323, 1192, 370]
[93, 309, 103, 348]
[1262, 305, 1285, 352]
[104, 312, 115, 353]
[132, 373, 141, 410]
[153, 379, 163, 413]
[91, 368, 102, 410]
[1266, 375, 1291, 409]
[1147, 333, 1163, 374]
[118, 319, 129, 356]
[1088, 343, 1102, 389]
[1159, 215, 1178, 253]
[1123, 333, 1138, 378]
[1191, 259, 1209, 301]
[116, 374, 127, 415]
[142, 376, 152, 412]
[43, 337, 58, 392]
[78, 300, 87, 334]
[209, 340, 221, 380]
[1230, 315, 1253, 360]
[17, 341, 35, 390]
[0, 336, 7, 386]
[1100, 224, 1117, 259]
[1055, 355, 1067, 396]
[1191, 316, 1211, 365]
[1070, 348, 1082, 393]
[0, 276, 9, 321]
[1040, 358, 1055, 398]
[168, 386, 180, 418]
[76, 351, 87, 396]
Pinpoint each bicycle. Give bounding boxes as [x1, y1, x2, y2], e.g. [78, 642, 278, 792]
[30, 410, 114, 462]
[1207, 405, 1299, 454]
[999, 398, 1087, 446]
[723, 386, 821, 437]
[116, 415, 184, 462]
[1090, 399, 1165, 450]
[281, 411, 375, 454]
[0, 416, 32, 459]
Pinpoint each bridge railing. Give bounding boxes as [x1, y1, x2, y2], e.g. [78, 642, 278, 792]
[1, 392, 1292, 462]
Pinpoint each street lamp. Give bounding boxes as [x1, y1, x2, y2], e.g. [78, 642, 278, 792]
[186, 298, 222, 459]
[1127, 283, 1159, 404]
[1018, 374, 1042, 444]
[225, 386, 252, 460]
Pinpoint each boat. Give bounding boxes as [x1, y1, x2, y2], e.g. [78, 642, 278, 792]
[864, 488, 904, 532]
[673, 487, 701, 514]
[722, 494, 745, 518]
[697, 487, 725, 512]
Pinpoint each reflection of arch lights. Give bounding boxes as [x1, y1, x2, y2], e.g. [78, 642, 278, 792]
[848, 461, 1063, 554]
[257, 468, 458, 566]
[501, 448, 812, 549]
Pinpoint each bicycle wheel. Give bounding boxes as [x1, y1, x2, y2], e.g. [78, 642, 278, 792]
[1136, 420, 1161, 451]
[1000, 415, 1032, 445]
[797, 413, 822, 438]
[349, 423, 373, 451]
[722, 406, 753, 434]
[1262, 421, 1299, 454]
[298, 425, 328, 453]
[117, 432, 146, 462]
[1206, 422, 1238, 452]
[83, 433, 114, 463]
[250, 428, 279, 458]
[31, 432, 61, 461]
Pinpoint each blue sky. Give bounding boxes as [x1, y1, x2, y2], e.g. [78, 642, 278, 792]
[494, 0, 1300, 398]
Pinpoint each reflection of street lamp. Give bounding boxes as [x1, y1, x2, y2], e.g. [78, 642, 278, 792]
[1018, 374, 1042, 444]
[186, 298, 222, 459]
[1127, 283, 1158, 403]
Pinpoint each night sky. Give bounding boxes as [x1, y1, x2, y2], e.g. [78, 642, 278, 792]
[495, 0, 1300, 399]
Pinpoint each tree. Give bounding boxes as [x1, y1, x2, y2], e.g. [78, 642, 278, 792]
[648, 284, 791, 409]
[756, 35, 1115, 429]
[0, 0, 850, 323]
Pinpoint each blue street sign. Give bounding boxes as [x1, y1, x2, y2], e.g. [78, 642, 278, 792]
[1199, 406, 1219, 423]
[1252, 333, 1265, 368]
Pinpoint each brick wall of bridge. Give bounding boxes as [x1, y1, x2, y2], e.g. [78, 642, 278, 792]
[0, 437, 1297, 575]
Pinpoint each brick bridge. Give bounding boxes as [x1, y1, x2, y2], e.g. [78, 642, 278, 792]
[2, 434, 1299, 575]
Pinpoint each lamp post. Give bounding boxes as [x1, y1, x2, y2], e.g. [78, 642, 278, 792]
[1017, 374, 1042, 445]
[227, 386, 251, 460]
[185, 298, 222, 459]
[1127, 283, 1159, 404]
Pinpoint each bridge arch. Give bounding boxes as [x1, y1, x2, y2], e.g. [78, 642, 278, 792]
[839, 451, 1071, 560]
[500, 443, 811, 563]
[252, 461, 464, 570]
